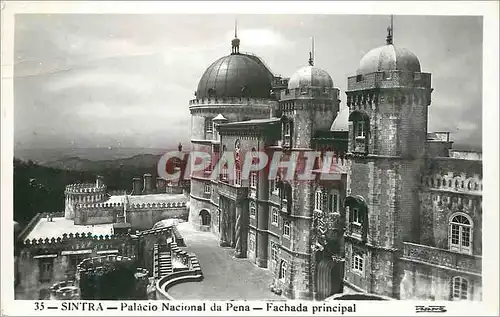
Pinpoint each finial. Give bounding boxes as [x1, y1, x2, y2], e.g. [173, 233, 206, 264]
[308, 36, 315, 66]
[386, 15, 394, 45]
[231, 19, 240, 54]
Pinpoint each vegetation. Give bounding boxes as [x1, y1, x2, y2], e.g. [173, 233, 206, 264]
[13, 158, 158, 227]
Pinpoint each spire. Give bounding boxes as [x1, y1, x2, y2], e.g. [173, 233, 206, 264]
[308, 36, 315, 66]
[231, 19, 240, 54]
[386, 15, 394, 45]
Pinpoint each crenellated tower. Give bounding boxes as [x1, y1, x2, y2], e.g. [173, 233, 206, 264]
[64, 177, 107, 220]
[343, 20, 433, 298]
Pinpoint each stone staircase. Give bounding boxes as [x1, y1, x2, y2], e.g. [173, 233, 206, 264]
[157, 246, 173, 277]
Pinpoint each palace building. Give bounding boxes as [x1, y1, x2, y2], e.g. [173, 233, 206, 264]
[187, 24, 482, 301]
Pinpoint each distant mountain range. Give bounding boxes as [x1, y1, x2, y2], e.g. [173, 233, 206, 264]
[40, 153, 163, 171]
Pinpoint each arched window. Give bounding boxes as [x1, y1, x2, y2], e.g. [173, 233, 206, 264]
[449, 213, 473, 255]
[451, 276, 470, 300]
[205, 117, 213, 133]
[279, 260, 287, 281]
[283, 220, 291, 237]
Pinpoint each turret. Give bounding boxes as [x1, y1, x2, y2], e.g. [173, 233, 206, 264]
[142, 174, 153, 194]
[132, 178, 142, 195]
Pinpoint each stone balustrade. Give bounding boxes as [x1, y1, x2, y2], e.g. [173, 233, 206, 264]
[402, 242, 482, 275]
[422, 172, 482, 195]
[217, 181, 248, 201]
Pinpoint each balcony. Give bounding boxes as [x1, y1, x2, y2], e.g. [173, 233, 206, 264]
[401, 242, 481, 275]
[217, 181, 248, 201]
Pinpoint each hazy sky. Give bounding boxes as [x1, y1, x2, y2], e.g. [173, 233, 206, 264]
[14, 14, 482, 150]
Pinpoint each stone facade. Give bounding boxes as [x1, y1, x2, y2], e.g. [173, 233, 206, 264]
[187, 31, 482, 301]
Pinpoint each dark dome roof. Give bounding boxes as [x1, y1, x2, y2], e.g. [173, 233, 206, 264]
[196, 53, 274, 99]
[357, 44, 421, 75]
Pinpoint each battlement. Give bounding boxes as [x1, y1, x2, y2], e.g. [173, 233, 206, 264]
[65, 184, 106, 194]
[422, 172, 482, 195]
[75, 202, 124, 209]
[189, 97, 274, 107]
[128, 201, 187, 209]
[23, 231, 132, 247]
[136, 225, 173, 237]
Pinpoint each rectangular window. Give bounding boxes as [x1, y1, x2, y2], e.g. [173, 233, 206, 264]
[271, 178, 280, 195]
[39, 260, 54, 282]
[249, 232, 256, 252]
[271, 207, 279, 226]
[235, 169, 242, 186]
[328, 192, 339, 214]
[352, 252, 364, 275]
[356, 121, 365, 138]
[283, 221, 291, 237]
[314, 190, 323, 211]
[205, 118, 213, 133]
[204, 183, 211, 194]
[271, 243, 279, 263]
[356, 74, 363, 82]
[351, 208, 361, 224]
[250, 172, 258, 189]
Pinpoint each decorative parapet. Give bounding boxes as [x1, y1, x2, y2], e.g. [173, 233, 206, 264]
[422, 172, 482, 195]
[49, 280, 80, 300]
[401, 242, 482, 276]
[75, 202, 124, 209]
[22, 232, 135, 254]
[128, 201, 187, 209]
[65, 184, 107, 194]
[189, 97, 274, 107]
[155, 245, 203, 300]
[217, 181, 248, 201]
[137, 226, 173, 237]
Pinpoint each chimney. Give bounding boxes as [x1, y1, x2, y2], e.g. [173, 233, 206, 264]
[96, 175, 104, 188]
[132, 177, 142, 195]
[156, 178, 166, 193]
[143, 174, 152, 194]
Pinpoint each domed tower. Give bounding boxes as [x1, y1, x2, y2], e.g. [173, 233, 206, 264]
[274, 42, 342, 300]
[343, 19, 433, 298]
[64, 176, 107, 220]
[188, 23, 277, 230]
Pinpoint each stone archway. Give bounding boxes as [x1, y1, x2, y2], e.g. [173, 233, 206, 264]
[199, 209, 211, 226]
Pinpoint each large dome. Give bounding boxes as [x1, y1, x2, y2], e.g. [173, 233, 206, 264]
[196, 53, 274, 99]
[356, 44, 421, 75]
[288, 66, 333, 90]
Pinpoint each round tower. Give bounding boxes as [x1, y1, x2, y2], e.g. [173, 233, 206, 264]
[64, 178, 107, 220]
[188, 24, 277, 231]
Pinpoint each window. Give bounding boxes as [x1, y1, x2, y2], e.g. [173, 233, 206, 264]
[250, 202, 256, 218]
[356, 74, 363, 82]
[351, 208, 361, 225]
[221, 163, 228, 182]
[449, 214, 473, 255]
[39, 260, 54, 282]
[279, 260, 287, 281]
[249, 232, 256, 252]
[250, 172, 258, 189]
[283, 121, 291, 146]
[356, 121, 365, 138]
[327, 190, 340, 214]
[271, 175, 280, 195]
[314, 188, 323, 211]
[283, 220, 291, 237]
[204, 183, 211, 194]
[352, 251, 364, 275]
[271, 207, 279, 226]
[452, 276, 469, 300]
[205, 118, 213, 133]
[271, 243, 279, 264]
[235, 169, 242, 186]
